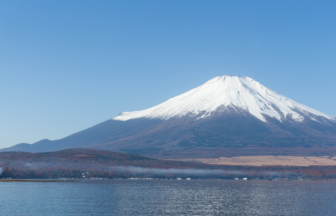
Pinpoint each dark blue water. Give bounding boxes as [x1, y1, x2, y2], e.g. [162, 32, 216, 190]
[0, 180, 335, 215]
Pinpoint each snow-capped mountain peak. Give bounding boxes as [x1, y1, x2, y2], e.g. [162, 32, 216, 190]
[3, 75, 336, 155]
[113, 75, 335, 123]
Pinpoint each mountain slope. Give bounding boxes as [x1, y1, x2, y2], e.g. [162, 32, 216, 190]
[2, 75, 336, 158]
[114, 76, 335, 123]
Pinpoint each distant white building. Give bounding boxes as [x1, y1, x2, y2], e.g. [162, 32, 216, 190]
[235, 178, 239, 180]
[177, 178, 182, 180]
[243, 178, 248, 181]
[186, 178, 191, 180]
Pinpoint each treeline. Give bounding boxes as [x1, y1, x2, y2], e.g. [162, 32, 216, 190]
[1, 149, 336, 179]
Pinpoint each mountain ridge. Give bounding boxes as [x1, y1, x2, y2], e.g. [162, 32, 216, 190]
[2, 75, 336, 158]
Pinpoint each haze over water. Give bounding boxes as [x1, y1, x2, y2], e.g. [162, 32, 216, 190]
[1, 180, 335, 215]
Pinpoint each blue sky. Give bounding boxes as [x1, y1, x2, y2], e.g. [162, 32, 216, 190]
[0, 0, 335, 148]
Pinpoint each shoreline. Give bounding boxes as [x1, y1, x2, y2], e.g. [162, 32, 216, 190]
[0, 179, 76, 182]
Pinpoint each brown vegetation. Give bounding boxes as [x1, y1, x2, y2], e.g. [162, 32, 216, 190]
[181, 156, 336, 166]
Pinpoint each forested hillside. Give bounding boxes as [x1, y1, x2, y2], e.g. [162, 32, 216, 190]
[1, 149, 336, 179]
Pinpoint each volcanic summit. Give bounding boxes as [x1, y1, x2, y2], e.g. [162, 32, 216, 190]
[3, 76, 336, 158]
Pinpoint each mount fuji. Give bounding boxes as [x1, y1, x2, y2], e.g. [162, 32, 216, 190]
[2, 76, 336, 158]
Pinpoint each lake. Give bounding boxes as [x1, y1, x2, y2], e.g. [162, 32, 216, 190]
[0, 180, 335, 215]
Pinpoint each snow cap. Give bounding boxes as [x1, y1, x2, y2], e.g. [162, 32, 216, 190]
[113, 75, 335, 123]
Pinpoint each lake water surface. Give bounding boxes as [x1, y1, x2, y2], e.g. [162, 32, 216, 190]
[0, 180, 335, 215]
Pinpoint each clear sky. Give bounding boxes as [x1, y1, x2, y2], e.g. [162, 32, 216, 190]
[0, 0, 335, 148]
